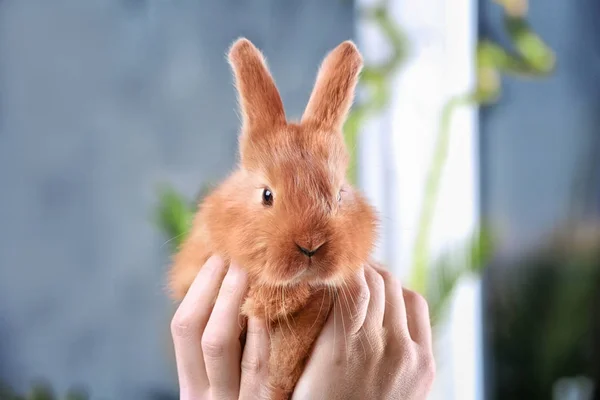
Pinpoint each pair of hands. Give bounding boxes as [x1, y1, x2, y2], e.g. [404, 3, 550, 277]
[170, 256, 435, 399]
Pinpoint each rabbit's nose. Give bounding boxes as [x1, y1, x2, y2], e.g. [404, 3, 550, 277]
[296, 242, 324, 258]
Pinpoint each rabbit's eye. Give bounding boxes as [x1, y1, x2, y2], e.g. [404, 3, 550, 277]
[262, 188, 273, 206]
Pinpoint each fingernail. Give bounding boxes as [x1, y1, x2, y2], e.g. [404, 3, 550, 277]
[229, 262, 243, 275]
[225, 262, 247, 285]
[204, 255, 225, 277]
[205, 254, 224, 269]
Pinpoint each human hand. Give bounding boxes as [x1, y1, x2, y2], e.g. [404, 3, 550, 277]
[170, 256, 272, 400]
[292, 264, 436, 400]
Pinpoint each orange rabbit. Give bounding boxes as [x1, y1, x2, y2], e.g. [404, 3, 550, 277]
[168, 37, 378, 399]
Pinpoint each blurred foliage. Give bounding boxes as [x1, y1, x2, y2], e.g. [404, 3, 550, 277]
[409, 0, 556, 298]
[476, 8, 555, 104]
[409, 95, 475, 297]
[0, 381, 88, 400]
[343, 0, 406, 184]
[154, 185, 196, 253]
[426, 227, 495, 325]
[487, 223, 600, 399]
[155, 189, 196, 252]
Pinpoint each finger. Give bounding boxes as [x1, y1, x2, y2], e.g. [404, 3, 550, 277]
[301, 289, 347, 369]
[239, 317, 271, 399]
[302, 268, 369, 371]
[403, 288, 433, 350]
[202, 262, 249, 399]
[170, 255, 228, 398]
[370, 264, 409, 337]
[316, 268, 369, 342]
[338, 267, 370, 335]
[363, 265, 385, 327]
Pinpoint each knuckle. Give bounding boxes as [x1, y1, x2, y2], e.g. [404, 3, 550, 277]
[384, 325, 408, 351]
[241, 355, 263, 375]
[391, 350, 412, 370]
[348, 309, 363, 328]
[246, 320, 264, 338]
[365, 265, 384, 288]
[391, 341, 435, 381]
[419, 352, 436, 382]
[415, 294, 430, 312]
[373, 338, 386, 360]
[347, 273, 369, 305]
[395, 344, 421, 372]
[391, 278, 404, 295]
[170, 312, 198, 339]
[201, 335, 227, 359]
[358, 328, 385, 360]
[405, 290, 429, 312]
[355, 282, 370, 305]
[219, 279, 239, 299]
[405, 346, 420, 369]
[377, 268, 393, 282]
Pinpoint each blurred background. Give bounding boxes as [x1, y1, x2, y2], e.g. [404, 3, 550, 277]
[0, 0, 598, 399]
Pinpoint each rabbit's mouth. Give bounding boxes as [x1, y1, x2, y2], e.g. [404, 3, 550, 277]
[284, 257, 340, 287]
[284, 262, 318, 285]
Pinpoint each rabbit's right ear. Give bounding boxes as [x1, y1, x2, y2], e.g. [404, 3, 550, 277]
[228, 38, 286, 133]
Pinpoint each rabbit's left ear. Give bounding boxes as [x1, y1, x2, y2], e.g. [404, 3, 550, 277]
[302, 41, 363, 131]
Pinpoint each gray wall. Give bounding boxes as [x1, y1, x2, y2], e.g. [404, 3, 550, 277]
[0, 1, 354, 398]
[479, 0, 600, 251]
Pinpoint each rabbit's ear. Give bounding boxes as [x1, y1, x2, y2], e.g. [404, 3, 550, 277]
[301, 41, 363, 131]
[228, 38, 286, 131]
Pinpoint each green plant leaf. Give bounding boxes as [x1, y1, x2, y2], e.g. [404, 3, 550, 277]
[28, 382, 55, 400]
[426, 228, 495, 325]
[408, 94, 475, 295]
[411, 0, 555, 318]
[344, 3, 407, 185]
[0, 382, 22, 400]
[64, 388, 89, 400]
[0, 382, 90, 400]
[154, 185, 195, 252]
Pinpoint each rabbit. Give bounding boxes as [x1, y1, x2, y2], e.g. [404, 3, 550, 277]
[168, 37, 378, 399]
